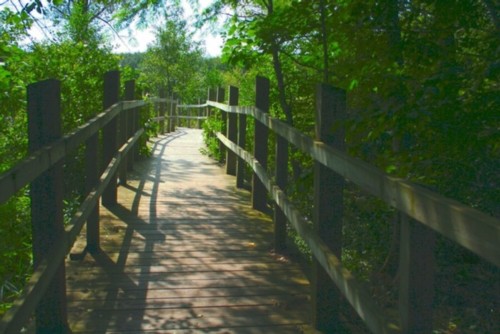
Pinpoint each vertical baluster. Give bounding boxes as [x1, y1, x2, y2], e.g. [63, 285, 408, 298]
[252, 76, 270, 212]
[159, 87, 166, 134]
[102, 70, 120, 206]
[236, 98, 247, 189]
[86, 127, 100, 253]
[125, 80, 136, 171]
[274, 134, 288, 252]
[217, 87, 226, 162]
[28, 79, 69, 333]
[226, 86, 238, 175]
[399, 214, 436, 333]
[312, 84, 346, 332]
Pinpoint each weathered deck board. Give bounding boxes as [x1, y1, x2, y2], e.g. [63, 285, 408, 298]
[66, 128, 313, 333]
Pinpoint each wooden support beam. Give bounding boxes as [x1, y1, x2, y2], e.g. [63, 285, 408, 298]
[236, 104, 247, 189]
[197, 98, 202, 129]
[159, 87, 166, 134]
[252, 76, 270, 212]
[226, 86, 238, 176]
[27, 79, 69, 333]
[102, 70, 120, 206]
[274, 134, 288, 252]
[217, 87, 226, 162]
[172, 93, 178, 131]
[399, 214, 436, 334]
[168, 94, 174, 132]
[85, 132, 100, 254]
[118, 85, 129, 185]
[125, 80, 136, 171]
[312, 84, 346, 332]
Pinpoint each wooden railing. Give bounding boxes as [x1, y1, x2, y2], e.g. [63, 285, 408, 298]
[190, 77, 500, 334]
[150, 96, 208, 132]
[0, 71, 175, 333]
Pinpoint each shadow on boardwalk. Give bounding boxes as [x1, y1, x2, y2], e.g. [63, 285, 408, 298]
[66, 128, 313, 333]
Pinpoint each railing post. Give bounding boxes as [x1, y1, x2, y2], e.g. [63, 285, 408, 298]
[312, 84, 346, 332]
[252, 76, 270, 212]
[168, 93, 174, 132]
[217, 87, 226, 162]
[226, 86, 238, 175]
[118, 84, 129, 186]
[102, 70, 120, 206]
[399, 214, 436, 333]
[197, 98, 202, 129]
[134, 86, 142, 161]
[173, 94, 178, 130]
[27, 79, 69, 333]
[236, 99, 247, 189]
[125, 80, 136, 171]
[188, 104, 196, 129]
[159, 87, 166, 134]
[86, 123, 100, 254]
[274, 134, 288, 251]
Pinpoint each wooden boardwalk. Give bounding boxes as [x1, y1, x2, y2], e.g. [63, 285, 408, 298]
[66, 128, 313, 333]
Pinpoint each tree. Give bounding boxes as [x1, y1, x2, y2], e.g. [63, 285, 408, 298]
[139, 16, 205, 101]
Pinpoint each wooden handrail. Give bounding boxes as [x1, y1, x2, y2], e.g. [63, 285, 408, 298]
[0, 100, 146, 204]
[0, 71, 167, 333]
[216, 132, 400, 334]
[204, 79, 500, 334]
[0, 128, 143, 333]
[177, 103, 208, 108]
[206, 102, 500, 268]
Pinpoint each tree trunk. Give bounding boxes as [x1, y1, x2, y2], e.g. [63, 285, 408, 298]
[266, 1, 302, 182]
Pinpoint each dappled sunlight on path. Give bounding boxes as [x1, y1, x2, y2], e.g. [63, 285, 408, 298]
[65, 128, 313, 333]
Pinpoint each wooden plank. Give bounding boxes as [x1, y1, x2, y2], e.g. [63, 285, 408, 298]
[217, 87, 226, 162]
[312, 84, 346, 331]
[124, 80, 136, 171]
[119, 86, 130, 184]
[27, 78, 69, 333]
[67, 286, 309, 302]
[69, 307, 308, 333]
[252, 76, 270, 212]
[177, 103, 209, 108]
[226, 86, 238, 175]
[67, 262, 303, 275]
[85, 132, 100, 253]
[274, 134, 288, 251]
[102, 70, 120, 206]
[236, 103, 247, 189]
[66, 269, 308, 290]
[69, 289, 308, 312]
[148, 97, 177, 104]
[159, 88, 166, 133]
[72, 326, 308, 334]
[399, 214, 436, 333]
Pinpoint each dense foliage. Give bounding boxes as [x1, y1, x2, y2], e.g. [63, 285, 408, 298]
[0, 2, 123, 315]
